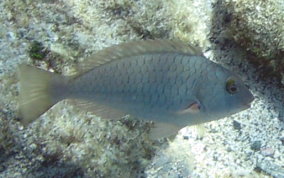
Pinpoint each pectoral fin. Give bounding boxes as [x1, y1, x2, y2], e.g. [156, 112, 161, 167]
[177, 101, 201, 114]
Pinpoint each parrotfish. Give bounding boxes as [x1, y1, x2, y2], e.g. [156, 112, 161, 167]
[18, 40, 254, 138]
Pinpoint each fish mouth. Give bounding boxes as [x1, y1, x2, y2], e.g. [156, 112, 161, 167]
[248, 93, 255, 103]
[243, 102, 252, 109]
[242, 93, 254, 109]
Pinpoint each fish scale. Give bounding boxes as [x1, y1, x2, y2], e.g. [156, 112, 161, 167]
[79, 53, 198, 114]
[18, 40, 254, 138]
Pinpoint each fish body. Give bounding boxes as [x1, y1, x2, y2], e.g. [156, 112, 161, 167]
[18, 40, 254, 138]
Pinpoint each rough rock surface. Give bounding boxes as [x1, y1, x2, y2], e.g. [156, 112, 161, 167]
[0, 0, 283, 177]
[226, 0, 284, 84]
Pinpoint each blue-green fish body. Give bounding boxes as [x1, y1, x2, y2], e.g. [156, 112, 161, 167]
[18, 40, 254, 138]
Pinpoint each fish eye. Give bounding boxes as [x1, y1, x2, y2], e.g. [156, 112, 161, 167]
[226, 78, 238, 94]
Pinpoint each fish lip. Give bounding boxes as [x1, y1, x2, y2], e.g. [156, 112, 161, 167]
[243, 94, 254, 109]
[248, 94, 255, 104]
[243, 103, 251, 109]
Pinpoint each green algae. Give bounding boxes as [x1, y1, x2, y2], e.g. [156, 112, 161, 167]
[29, 41, 47, 60]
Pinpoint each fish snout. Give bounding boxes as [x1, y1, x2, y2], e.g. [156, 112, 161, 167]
[243, 91, 254, 109]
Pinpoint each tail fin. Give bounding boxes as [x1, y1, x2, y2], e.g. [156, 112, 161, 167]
[18, 65, 67, 126]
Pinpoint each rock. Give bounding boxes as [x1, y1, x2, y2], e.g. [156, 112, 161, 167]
[261, 147, 275, 157]
[233, 120, 242, 130]
[251, 141, 262, 151]
[226, 0, 284, 83]
[280, 137, 284, 145]
[0, 0, 284, 177]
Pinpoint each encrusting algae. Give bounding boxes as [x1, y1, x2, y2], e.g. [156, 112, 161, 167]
[18, 39, 254, 138]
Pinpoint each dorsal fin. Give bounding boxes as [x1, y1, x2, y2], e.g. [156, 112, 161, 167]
[77, 39, 203, 75]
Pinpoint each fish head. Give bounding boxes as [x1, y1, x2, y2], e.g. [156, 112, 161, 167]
[195, 66, 254, 121]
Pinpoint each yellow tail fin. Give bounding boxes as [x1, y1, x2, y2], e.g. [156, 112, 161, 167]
[18, 65, 66, 126]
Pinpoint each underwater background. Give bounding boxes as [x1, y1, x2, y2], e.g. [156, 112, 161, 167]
[0, 0, 283, 177]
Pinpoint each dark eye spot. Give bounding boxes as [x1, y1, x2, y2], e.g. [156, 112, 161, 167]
[226, 78, 238, 94]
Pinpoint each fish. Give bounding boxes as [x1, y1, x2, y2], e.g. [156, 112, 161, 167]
[18, 39, 254, 138]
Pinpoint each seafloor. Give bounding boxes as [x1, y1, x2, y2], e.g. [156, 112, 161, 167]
[0, 0, 283, 177]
